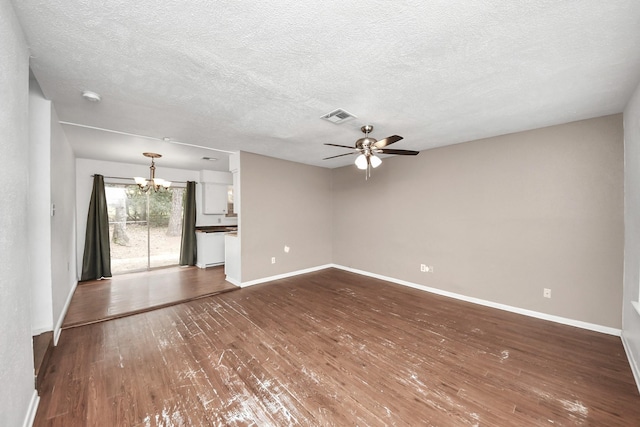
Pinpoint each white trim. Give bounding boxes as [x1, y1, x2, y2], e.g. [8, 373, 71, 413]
[622, 333, 640, 394]
[237, 263, 621, 335]
[196, 262, 224, 269]
[22, 390, 39, 427]
[240, 264, 333, 288]
[632, 300, 640, 317]
[54, 279, 78, 345]
[225, 276, 241, 287]
[331, 264, 622, 336]
[59, 121, 235, 154]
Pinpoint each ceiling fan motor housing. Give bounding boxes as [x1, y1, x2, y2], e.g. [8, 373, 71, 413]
[356, 137, 376, 150]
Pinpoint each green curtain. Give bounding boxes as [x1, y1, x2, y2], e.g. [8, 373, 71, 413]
[180, 181, 197, 266]
[80, 174, 112, 281]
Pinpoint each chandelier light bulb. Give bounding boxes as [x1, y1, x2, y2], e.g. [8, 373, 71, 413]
[134, 177, 147, 186]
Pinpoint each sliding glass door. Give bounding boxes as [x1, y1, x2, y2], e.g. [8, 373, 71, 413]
[105, 183, 184, 274]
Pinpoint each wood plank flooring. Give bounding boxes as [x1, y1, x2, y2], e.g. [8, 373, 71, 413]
[33, 331, 53, 392]
[62, 266, 237, 328]
[37, 268, 640, 426]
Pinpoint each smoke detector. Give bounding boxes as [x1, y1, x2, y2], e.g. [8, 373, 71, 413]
[82, 90, 101, 102]
[321, 108, 356, 124]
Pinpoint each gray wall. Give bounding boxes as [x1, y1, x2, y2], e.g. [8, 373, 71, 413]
[623, 81, 640, 384]
[333, 115, 624, 328]
[240, 152, 333, 282]
[0, 0, 38, 424]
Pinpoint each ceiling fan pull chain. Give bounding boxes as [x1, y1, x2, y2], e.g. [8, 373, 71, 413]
[366, 155, 371, 180]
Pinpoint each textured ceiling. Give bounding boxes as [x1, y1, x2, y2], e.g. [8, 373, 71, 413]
[11, 0, 640, 171]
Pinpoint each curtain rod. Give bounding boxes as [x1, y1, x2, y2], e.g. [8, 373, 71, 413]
[91, 174, 191, 185]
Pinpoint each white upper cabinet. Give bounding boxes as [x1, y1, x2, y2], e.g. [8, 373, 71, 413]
[199, 170, 233, 215]
[202, 183, 228, 214]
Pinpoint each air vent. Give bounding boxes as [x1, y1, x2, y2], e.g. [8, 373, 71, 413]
[321, 108, 357, 124]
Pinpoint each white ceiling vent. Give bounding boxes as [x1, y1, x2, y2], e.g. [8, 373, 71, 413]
[321, 108, 357, 124]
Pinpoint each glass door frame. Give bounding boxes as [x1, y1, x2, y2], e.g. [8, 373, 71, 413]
[104, 179, 185, 275]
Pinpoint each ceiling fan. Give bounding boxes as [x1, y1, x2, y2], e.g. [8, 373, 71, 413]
[323, 125, 419, 178]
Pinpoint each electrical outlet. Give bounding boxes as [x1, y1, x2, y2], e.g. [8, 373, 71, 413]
[543, 288, 551, 298]
[271, 257, 276, 264]
[427, 266, 433, 273]
[284, 245, 290, 253]
[420, 264, 427, 272]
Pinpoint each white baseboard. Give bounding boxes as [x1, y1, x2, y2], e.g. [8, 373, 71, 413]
[240, 264, 333, 288]
[225, 276, 241, 287]
[54, 279, 78, 345]
[330, 264, 622, 336]
[197, 262, 224, 269]
[621, 333, 640, 394]
[22, 390, 39, 427]
[234, 263, 621, 335]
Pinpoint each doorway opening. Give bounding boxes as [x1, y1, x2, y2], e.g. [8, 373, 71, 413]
[105, 183, 184, 274]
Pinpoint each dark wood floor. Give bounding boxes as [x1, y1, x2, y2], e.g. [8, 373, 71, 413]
[62, 265, 237, 328]
[33, 331, 53, 392]
[37, 268, 640, 426]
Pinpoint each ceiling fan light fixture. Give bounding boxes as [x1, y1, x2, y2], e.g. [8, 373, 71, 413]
[324, 124, 416, 179]
[355, 154, 368, 170]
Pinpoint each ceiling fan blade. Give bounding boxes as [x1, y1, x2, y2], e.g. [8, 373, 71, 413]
[378, 148, 419, 155]
[373, 135, 403, 149]
[323, 152, 357, 160]
[324, 143, 356, 149]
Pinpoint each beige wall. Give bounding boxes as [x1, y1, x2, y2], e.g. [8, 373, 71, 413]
[240, 152, 333, 282]
[333, 115, 624, 328]
[623, 81, 640, 383]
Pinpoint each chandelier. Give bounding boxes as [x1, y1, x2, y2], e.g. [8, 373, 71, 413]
[134, 152, 171, 192]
